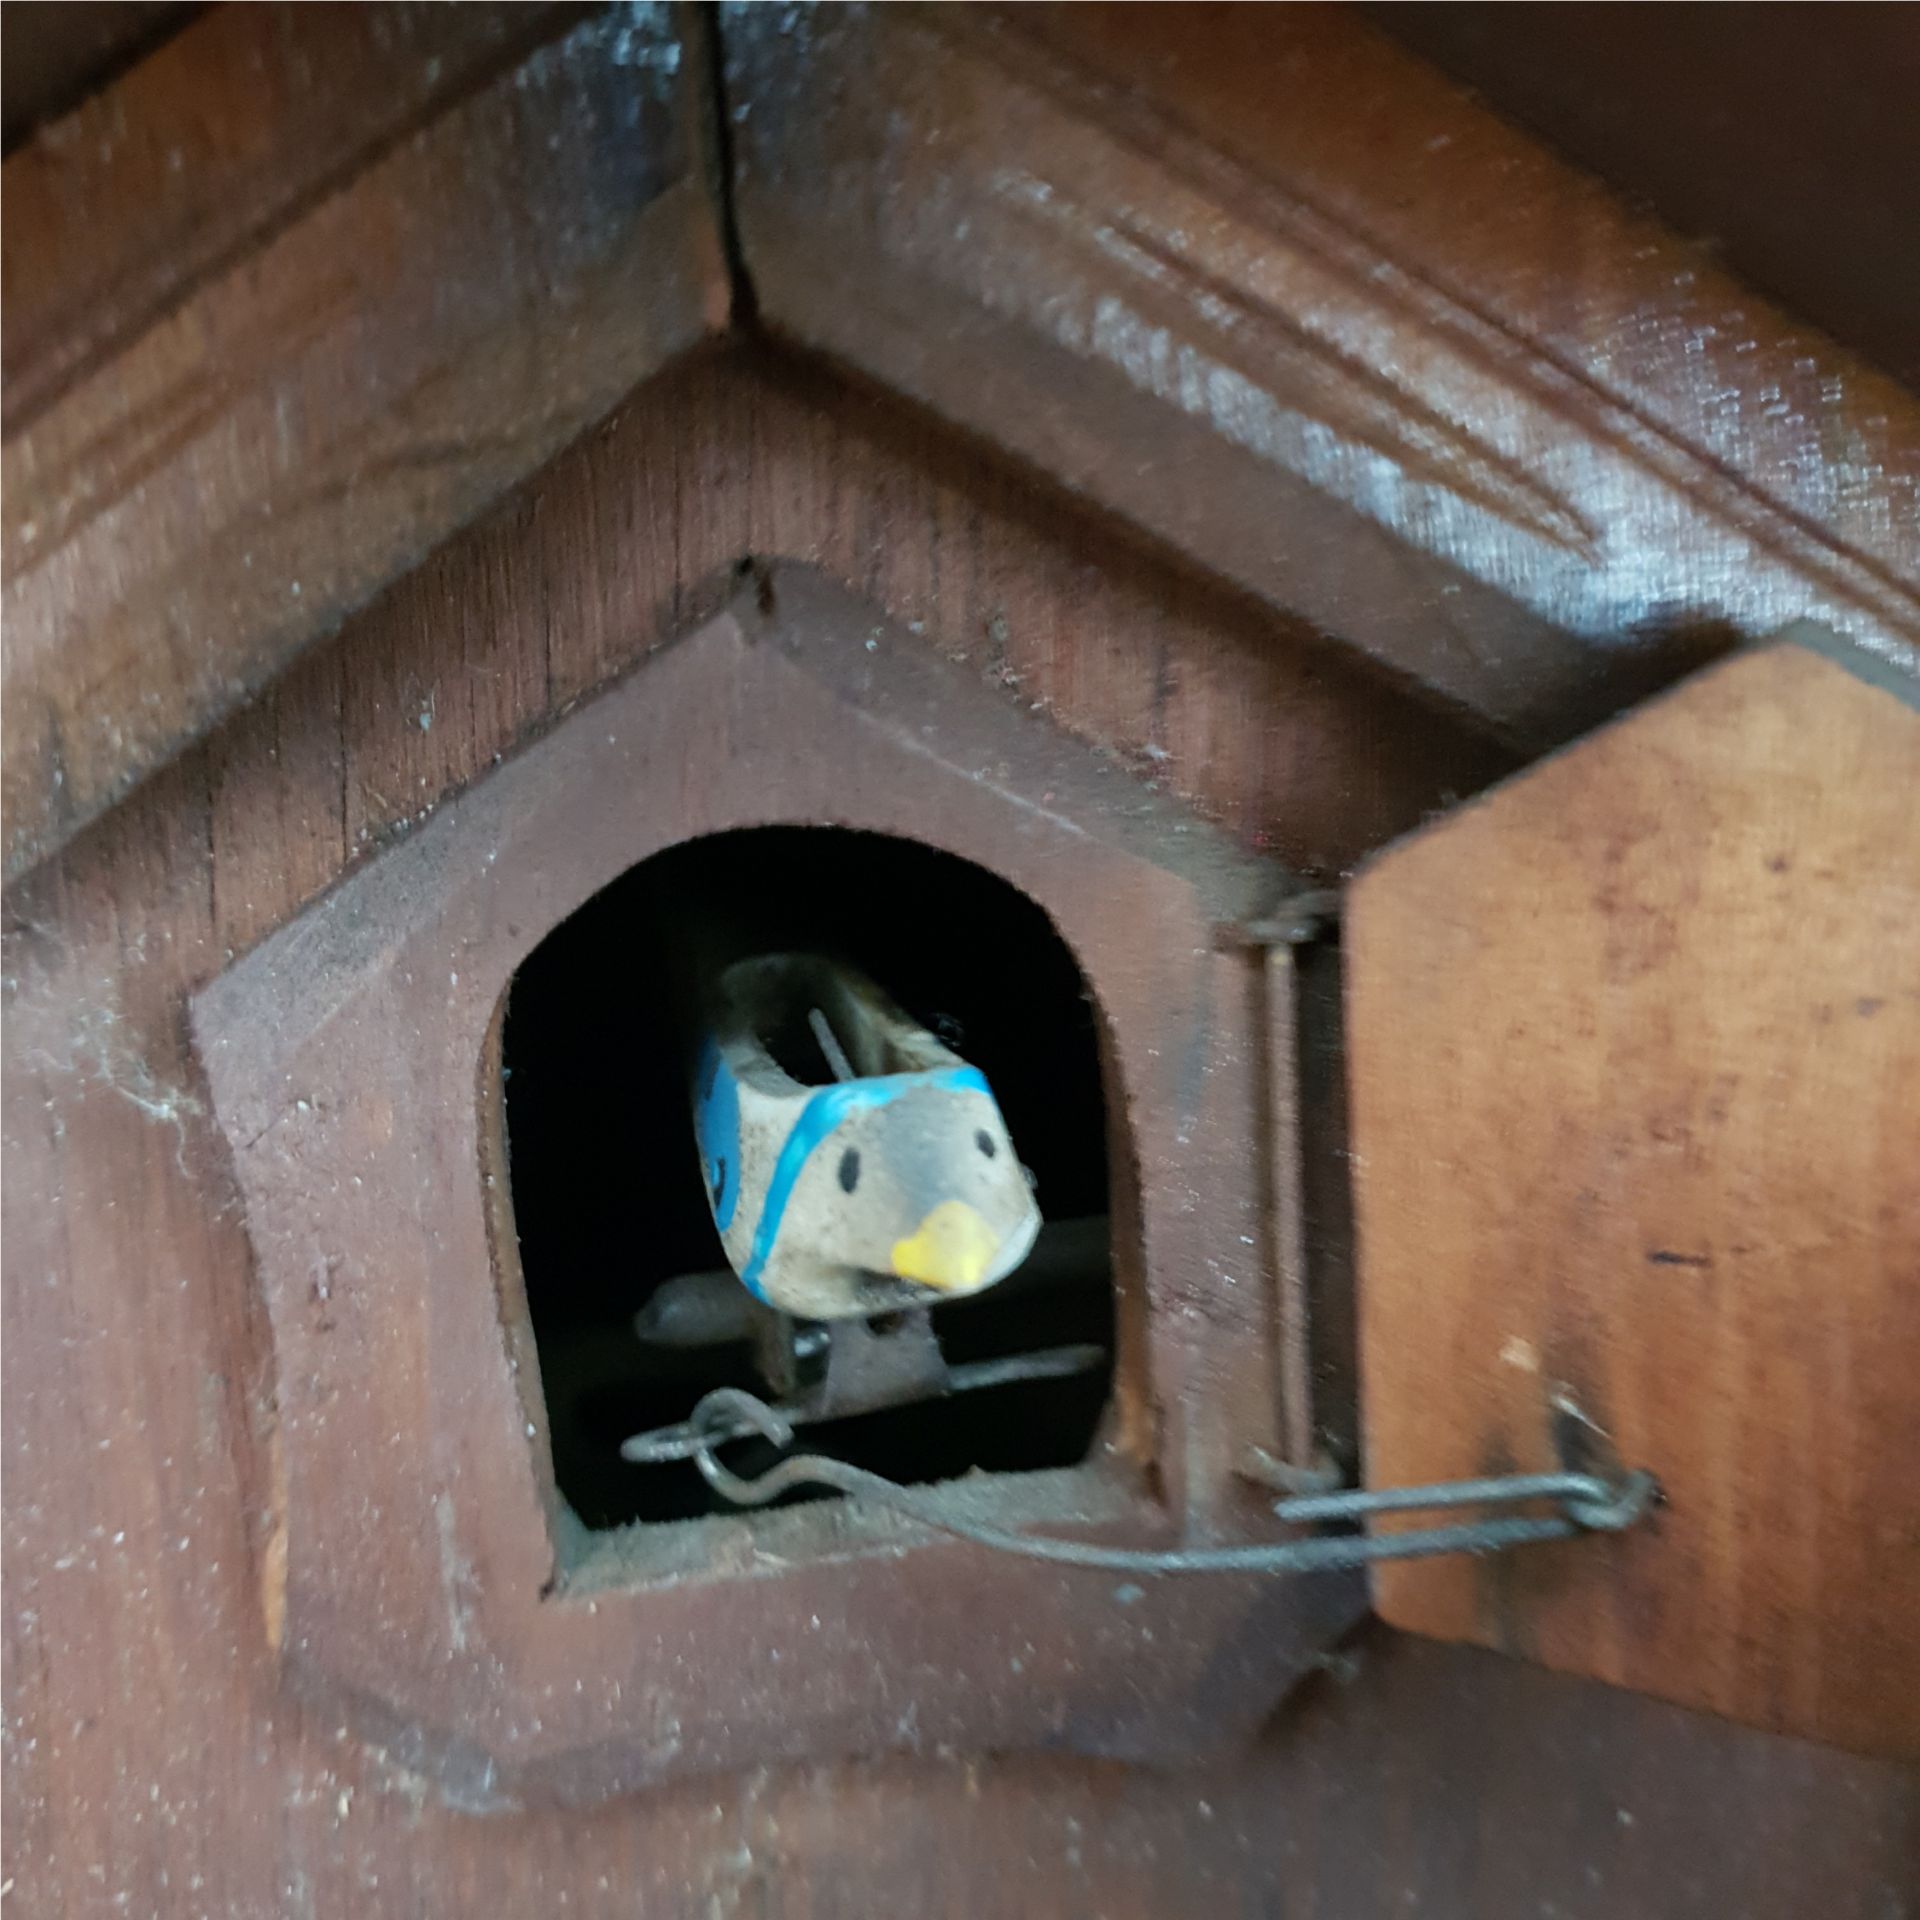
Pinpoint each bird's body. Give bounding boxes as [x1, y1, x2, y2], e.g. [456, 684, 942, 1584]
[692, 953, 1041, 1321]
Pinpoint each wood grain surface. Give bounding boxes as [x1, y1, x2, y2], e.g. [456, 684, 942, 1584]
[13, 0, 1918, 892]
[0, 0, 190, 153]
[1369, 3, 1920, 388]
[1, 4, 572, 431]
[0, 3, 725, 883]
[728, 2, 1920, 752]
[6, 346, 1915, 1914]
[1024, 3, 1920, 594]
[1349, 635, 1920, 1758]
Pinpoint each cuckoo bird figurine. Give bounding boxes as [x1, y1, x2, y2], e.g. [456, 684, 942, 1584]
[692, 953, 1042, 1323]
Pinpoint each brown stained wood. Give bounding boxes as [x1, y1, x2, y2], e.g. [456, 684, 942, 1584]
[0, 4, 726, 885]
[726, 3, 1920, 750]
[1, 4, 574, 434]
[7, 349, 1913, 1908]
[1022, 4, 1920, 602]
[1348, 634, 1920, 1758]
[0, 0, 191, 153]
[190, 565, 1360, 1805]
[15, 0, 1919, 905]
[1368, 4, 1920, 389]
[285, 343, 1521, 912]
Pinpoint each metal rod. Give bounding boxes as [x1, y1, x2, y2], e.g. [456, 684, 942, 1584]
[671, 1387, 1659, 1574]
[620, 1344, 1107, 1464]
[1261, 941, 1316, 1466]
[1275, 1471, 1639, 1526]
[808, 1006, 855, 1083]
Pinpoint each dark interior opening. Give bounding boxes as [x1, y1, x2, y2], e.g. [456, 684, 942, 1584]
[501, 826, 1114, 1528]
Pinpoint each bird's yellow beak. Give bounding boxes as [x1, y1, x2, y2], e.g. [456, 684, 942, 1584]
[890, 1200, 999, 1294]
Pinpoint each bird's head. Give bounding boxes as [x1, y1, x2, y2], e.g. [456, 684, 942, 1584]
[768, 1067, 1041, 1318]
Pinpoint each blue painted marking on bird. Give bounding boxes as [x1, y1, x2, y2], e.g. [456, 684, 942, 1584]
[737, 1066, 990, 1297]
[693, 1036, 742, 1232]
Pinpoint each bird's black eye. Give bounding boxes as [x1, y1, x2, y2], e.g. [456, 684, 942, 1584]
[838, 1147, 861, 1194]
[710, 1157, 727, 1207]
[975, 1129, 997, 1158]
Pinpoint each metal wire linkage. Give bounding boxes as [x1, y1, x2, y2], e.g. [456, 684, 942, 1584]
[621, 1346, 1108, 1465]
[674, 1387, 1659, 1577]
